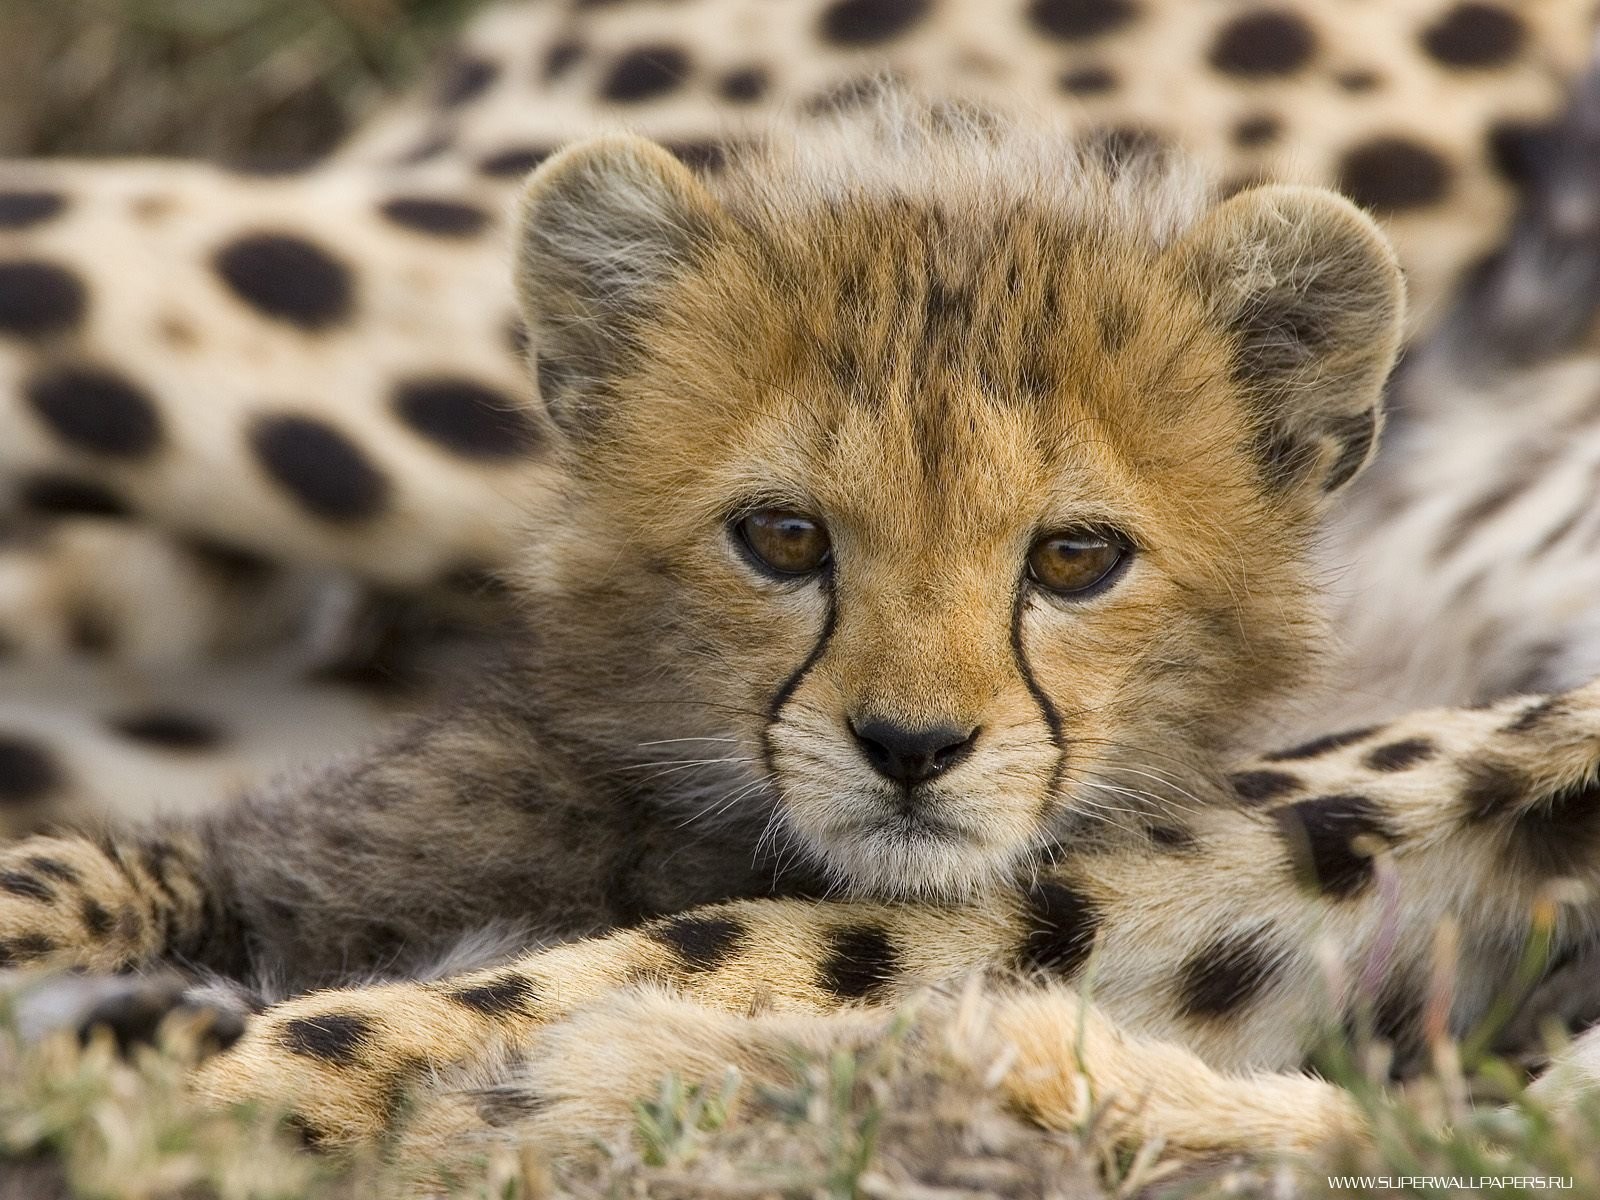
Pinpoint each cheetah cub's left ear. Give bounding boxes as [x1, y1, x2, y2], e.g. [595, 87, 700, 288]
[1175, 185, 1405, 501]
[514, 135, 731, 437]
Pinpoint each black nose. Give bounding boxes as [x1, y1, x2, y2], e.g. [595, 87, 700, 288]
[850, 719, 979, 787]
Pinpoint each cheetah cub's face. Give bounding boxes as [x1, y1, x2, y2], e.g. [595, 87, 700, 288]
[516, 124, 1403, 898]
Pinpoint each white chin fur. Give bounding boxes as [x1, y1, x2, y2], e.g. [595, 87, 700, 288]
[794, 817, 1023, 900]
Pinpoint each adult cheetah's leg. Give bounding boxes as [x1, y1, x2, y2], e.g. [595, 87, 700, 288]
[388, 986, 1359, 1175]
[191, 678, 1600, 1149]
[190, 893, 1359, 1156]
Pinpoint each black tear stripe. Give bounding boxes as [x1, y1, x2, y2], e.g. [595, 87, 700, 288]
[1010, 589, 1067, 800]
[759, 574, 837, 780]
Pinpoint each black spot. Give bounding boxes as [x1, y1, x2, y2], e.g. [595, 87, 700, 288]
[1336, 69, 1381, 92]
[1338, 969, 1427, 1073]
[1147, 823, 1198, 852]
[0, 190, 66, 229]
[250, 414, 390, 522]
[24, 365, 162, 458]
[438, 563, 511, 598]
[80, 897, 113, 938]
[450, 972, 539, 1017]
[0, 260, 88, 337]
[224, 154, 318, 178]
[1274, 794, 1395, 898]
[818, 924, 900, 1000]
[18, 474, 132, 518]
[1233, 114, 1282, 147]
[1420, 3, 1523, 68]
[138, 841, 179, 903]
[600, 46, 690, 103]
[0, 933, 56, 965]
[1018, 879, 1099, 977]
[108, 710, 225, 752]
[1089, 302, 1134, 357]
[650, 914, 747, 971]
[214, 233, 353, 330]
[665, 141, 728, 173]
[1463, 762, 1600, 876]
[1178, 928, 1283, 1019]
[544, 40, 584, 81]
[183, 537, 274, 586]
[1486, 118, 1558, 186]
[1338, 138, 1453, 213]
[1028, 0, 1138, 40]
[1059, 65, 1118, 95]
[475, 1086, 548, 1127]
[279, 1012, 373, 1065]
[819, 0, 930, 45]
[719, 67, 769, 103]
[1229, 768, 1303, 805]
[1504, 697, 1562, 734]
[1364, 738, 1436, 772]
[67, 608, 114, 657]
[1209, 9, 1317, 77]
[0, 872, 53, 902]
[437, 55, 500, 107]
[378, 197, 489, 238]
[26, 856, 79, 884]
[1263, 726, 1379, 762]
[392, 377, 541, 461]
[477, 146, 553, 178]
[395, 134, 452, 167]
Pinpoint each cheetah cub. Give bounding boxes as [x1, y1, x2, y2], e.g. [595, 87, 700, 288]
[0, 106, 1411, 1150]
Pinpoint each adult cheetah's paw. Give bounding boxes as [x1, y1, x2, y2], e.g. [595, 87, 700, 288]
[8, 969, 250, 1056]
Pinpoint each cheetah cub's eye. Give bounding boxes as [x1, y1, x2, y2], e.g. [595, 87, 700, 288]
[1026, 532, 1129, 598]
[735, 509, 832, 578]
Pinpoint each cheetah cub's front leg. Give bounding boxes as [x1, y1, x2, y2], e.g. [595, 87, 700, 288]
[0, 831, 211, 974]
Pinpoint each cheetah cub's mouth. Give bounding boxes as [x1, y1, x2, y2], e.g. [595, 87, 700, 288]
[512, 111, 1404, 899]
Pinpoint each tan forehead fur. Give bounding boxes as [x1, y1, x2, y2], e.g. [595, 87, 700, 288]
[562, 114, 1310, 624]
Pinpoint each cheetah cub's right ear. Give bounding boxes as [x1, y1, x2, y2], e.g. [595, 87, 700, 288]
[514, 135, 732, 438]
[1175, 185, 1405, 502]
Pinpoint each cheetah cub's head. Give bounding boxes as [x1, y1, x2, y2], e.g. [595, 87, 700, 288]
[514, 117, 1403, 898]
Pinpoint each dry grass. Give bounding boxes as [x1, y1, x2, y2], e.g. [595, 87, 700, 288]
[6, 987, 1600, 1200]
[0, 0, 489, 163]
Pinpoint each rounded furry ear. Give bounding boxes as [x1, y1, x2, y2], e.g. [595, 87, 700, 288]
[1176, 185, 1405, 499]
[514, 135, 728, 433]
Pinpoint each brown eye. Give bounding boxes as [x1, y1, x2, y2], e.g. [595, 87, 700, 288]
[736, 509, 831, 577]
[1026, 532, 1127, 597]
